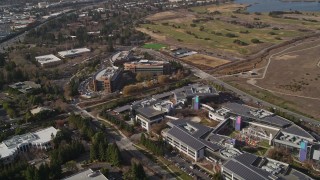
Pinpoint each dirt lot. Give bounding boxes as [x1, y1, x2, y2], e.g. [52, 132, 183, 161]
[182, 54, 230, 68]
[255, 39, 320, 98]
[146, 10, 196, 23]
[221, 37, 320, 120]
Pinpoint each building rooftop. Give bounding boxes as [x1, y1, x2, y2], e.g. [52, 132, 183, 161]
[58, 48, 90, 58]
[9, 81, 41, 94]
[95, 67, 121, 81]
[281, 124, 315, 140]
[223, 103, 292, 128]
[167, 126, 206, 151]
[63, 169, 108, 180]
[223, 153, 313, 180]
[136, 106, 166, 119]
[35, 54, 61, 65]
[166, 120, 222, 151]
[125, 59, 169, 66]
[0, 127, 58, 160]
[30, 107, 51, 115]
[113, 105, 131, 114]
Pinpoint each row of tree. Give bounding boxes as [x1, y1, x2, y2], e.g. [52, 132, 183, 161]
[68, 114, 95, 140]
[100, 112, 134, 133]
[50, 141, 85, 166]
[140, 134, 165, 156]
[124, 161, 147, 180]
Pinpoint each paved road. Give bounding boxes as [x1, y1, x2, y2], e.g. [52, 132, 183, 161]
[144, 49, 320, 126]
[72, 105, 176, 180]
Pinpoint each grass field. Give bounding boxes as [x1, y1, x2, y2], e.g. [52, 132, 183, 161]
[143, 43, 167, 50]
[138, 3, 320, 56]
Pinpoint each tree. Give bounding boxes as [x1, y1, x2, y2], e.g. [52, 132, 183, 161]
[38, 163, 50, 180]
[107, 38, 114, 52]
[107, 143, 121, 166]
[127, 162, 147, 180]
[213, 172, 223, 180]
[158, 75, 170, 84]
[65, 160, 78, 172]
[136, 72, 153, 82]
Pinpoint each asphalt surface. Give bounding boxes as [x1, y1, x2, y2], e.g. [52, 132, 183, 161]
[166, 152, 214, 180]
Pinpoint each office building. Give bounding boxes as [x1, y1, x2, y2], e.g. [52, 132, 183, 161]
[124, 60, 171, 75]
[0, 127, 59, 164]
[58, 48, 90, 58]
[93, 67, 123, 93]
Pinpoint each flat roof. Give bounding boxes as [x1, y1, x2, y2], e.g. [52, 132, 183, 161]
[136, 107, 165, 119]
[223, 153, 274, 180]
[58, 48, 90, 58]
[166, 120, 222, 151]
[113, 105, 131, 113]
[9, 81, 41, 94]
[281, 125, 315, 140]
[223, 103, 292, 127]
[63, 169, 108, 180]
[0, 127, 58, 159]
[35, 54, 61, 65]
[95, 67, 120, 81]
[167, 126, 205, 151]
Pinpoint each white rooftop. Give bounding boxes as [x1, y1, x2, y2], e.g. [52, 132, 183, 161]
[58, 48, 90, 58]
[63, 169, 108, 180]
[0, 127, 58, 160]
[35, 54, 61, 65]
[30, 107, 51, 115]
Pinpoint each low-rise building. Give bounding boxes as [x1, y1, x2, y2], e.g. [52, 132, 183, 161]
[63, 169, 108, 180]
[163, 120, 223, 162]
[222, 153, 313, 180]
[93, 67, 123, 93]
[124, 60, 171, 75]
[0, 127, 59, 164]
[58, 48, 90, 58]
[30, 107, 52, 115]
[35, 54, 62, 68]
[9, 81, 41, 94]
[135, 106, 167, 131]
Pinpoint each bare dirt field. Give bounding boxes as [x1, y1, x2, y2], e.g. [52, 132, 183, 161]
[220, 37, 320, 120]
[182, 54, 230, 69]
[255, 39, 320, 98]
[225, 76, 320, 120]
[146, 10, 195, 23]
[206, 3, 248, 13]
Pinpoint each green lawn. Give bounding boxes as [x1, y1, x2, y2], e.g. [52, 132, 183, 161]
[143, 43, 167, 50]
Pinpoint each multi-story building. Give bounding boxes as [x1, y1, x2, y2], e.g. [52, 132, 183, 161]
[93, 67, 123, 93]
[162, 120, 222, 162]
[0, 127, 59, 164]
[124, 60, 171, 75]
[222, 153, 313, 180]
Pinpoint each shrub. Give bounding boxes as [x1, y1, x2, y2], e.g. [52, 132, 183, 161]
[251, 38, 261, 44]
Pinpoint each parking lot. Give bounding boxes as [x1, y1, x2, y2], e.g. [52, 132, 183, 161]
[165, 151, 216, 180]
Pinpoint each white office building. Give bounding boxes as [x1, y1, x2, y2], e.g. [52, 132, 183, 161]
[0, 127, 59, 164]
